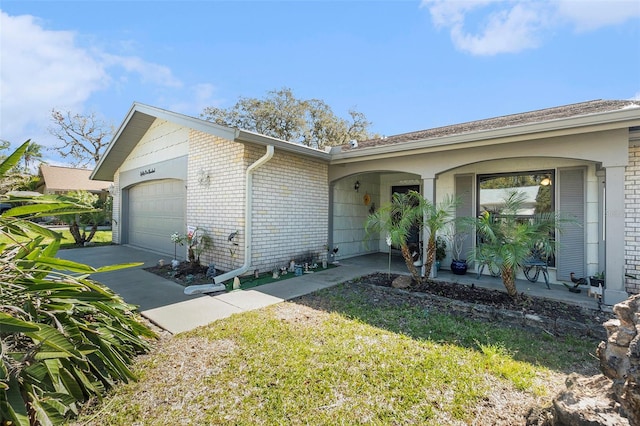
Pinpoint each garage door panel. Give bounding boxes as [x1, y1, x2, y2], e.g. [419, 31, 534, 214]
[128, 179, 185, 256]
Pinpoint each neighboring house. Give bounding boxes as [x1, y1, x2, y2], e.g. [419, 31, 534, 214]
[91, 100, 640, 305]
[37, 164, 111, 197]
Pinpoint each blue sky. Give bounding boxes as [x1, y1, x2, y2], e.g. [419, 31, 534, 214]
[1, 0, 639, 166]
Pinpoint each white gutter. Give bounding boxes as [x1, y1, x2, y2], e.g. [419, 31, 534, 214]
[214, 144, 274, 284]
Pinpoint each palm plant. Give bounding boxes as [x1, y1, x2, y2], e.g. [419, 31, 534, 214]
[422, 194, 459, 278]
[365, 191, 458, 283]
[365, 191, 423, 283]
[0, 141, 155, 426]
[469, 190, 563, 297]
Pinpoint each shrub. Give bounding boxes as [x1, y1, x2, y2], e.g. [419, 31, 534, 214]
[0, 141, 155, 425]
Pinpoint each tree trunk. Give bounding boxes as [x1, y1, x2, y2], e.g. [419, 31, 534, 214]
[69, 221, 83, 245]
[84, 224, 98, 244]
[424, 237, 436, 279]
[400, 243, 422, 284]
[501, 266, 518, 297]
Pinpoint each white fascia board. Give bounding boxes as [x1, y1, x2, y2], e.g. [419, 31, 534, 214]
[236, 129, 331, 161]
[330, 107, 640, 164]
[91, 102, 239, 180]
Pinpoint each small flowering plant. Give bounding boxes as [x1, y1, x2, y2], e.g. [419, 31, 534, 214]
[170, 232, 185, 261]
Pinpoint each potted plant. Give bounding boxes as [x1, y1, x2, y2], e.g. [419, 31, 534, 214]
[435, 236, 447, 271]
[447, 224, 469, 275]
[589, 271, 605, 287]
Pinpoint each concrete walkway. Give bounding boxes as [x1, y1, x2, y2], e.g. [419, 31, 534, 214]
[58, 245, 601, 335]
[57, 246, 377, 334]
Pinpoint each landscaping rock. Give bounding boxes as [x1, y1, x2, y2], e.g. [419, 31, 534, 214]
[528, 293, 640, 426]
[391, 275, 412, 289]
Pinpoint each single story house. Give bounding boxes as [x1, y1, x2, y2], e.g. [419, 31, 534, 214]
[37, 164, 111, 197]
[91, 99, 640, 305]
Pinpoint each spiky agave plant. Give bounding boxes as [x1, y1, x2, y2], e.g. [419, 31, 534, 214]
[0, 141, 156, 426]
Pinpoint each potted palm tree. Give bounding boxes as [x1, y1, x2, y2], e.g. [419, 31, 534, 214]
[469, 190, 568, 297]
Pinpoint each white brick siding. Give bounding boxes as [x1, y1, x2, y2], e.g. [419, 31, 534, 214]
[625, 144, 640, 294]
[249, 144, 329, 272]
[186, 132, 329, 274]
[186, 131, 246, 272]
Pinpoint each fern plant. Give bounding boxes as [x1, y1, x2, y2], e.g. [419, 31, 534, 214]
[0, 141, 156, 425]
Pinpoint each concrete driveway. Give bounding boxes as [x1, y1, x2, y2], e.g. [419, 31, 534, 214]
[56, 245, 367, 334]
[56, 245, 194, 311]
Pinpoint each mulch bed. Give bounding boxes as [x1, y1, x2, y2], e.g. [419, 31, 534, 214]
[363, 272, 613, 325]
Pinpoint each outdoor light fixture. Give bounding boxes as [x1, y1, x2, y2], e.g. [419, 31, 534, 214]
[354, 180, 360, 192]
[540, 176, 552, 186]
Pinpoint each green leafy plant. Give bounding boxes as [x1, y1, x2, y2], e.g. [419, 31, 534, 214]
[365, 191, 457, 282]
[0, 141, 155, 426]
[469, 190, 569, 297]
[55, 190, 111, 246]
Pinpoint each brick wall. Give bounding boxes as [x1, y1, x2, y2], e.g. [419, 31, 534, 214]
[187, 132, 329, 274]
[187, 131, 246, 272]
[625, 143, 640, 294]
[249, 144, 329, 272]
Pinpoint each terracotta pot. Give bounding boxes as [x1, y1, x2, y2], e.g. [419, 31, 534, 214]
[451, 259, 467, 275]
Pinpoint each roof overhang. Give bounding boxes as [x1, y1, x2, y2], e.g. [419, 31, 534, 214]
[91, 102, 330, 181]
[330, 106, 640, 164]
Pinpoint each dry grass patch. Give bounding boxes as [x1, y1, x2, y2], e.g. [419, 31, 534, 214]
[72, 282, 599, 425]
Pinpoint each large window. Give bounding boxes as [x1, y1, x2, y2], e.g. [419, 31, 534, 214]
[477, 170, 554, 217]
[477, 170, 556, 266]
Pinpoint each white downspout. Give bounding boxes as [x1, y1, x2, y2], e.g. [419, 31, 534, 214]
[214, 144, 274, 285]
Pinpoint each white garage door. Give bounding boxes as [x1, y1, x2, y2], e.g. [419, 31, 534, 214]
[128, 179, 186, 256]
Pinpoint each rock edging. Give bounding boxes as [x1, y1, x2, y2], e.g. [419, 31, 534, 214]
[377, 282, 608, 340]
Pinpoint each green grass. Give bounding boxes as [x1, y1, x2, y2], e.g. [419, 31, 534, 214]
[238, 264, 337, 289]
[72, 282, 598, 425]
[0, 227, 113, 249]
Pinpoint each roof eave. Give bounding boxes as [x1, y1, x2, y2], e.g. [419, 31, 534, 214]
[236, 130, 331, 161]
[331, 107, 640, 163]
[92, 103, 330, 181]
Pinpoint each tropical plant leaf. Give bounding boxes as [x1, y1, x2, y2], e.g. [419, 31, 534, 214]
[2, 376, 30, 426]
[0, 312, 41, 333]
[0, 140, 30, 177]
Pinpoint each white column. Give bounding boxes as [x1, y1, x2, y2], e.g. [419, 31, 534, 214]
[604, 166, 629, 305]
[423, 177, 435, 278]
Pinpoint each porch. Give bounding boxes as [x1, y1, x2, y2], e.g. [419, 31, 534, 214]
[339, 253, 603, 311]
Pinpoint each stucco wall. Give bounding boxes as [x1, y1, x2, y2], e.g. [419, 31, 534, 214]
[249, 144, 329, 272]
[186, 131, 246, 272]
[332, 174, 381, 259]
[625, 143, 640, 294]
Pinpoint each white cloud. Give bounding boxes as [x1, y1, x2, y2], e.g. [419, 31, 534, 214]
[0, 12, 108, 145]
[556, 0, 640, 32]
[421, 0, 640, 56]
[0, 11, 189, 150]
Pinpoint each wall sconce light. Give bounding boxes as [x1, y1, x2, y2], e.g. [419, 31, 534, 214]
[540, 176, 552, 186]
[198, 169, 211, 186]
[354, 180, 360, 192]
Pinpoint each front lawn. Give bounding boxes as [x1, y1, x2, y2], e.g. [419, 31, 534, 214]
[72, 281, 597, 425]
[0, 227, 112, 249]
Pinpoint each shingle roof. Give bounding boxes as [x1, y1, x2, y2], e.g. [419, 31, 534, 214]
[346, 99, 640, 151]
[38, 164, 111, 193]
